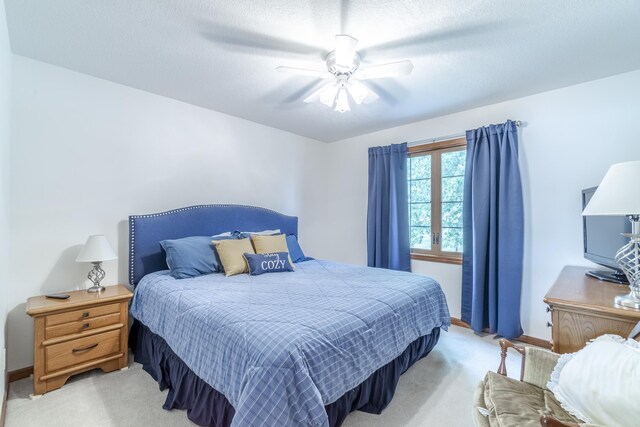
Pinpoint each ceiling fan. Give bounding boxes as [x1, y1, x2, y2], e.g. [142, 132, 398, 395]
[276, 35, 414, 113]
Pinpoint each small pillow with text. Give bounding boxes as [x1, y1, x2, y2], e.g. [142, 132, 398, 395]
[243, 252, 295, 276]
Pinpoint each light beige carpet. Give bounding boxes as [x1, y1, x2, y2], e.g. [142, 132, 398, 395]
[6, 325, 524, 427]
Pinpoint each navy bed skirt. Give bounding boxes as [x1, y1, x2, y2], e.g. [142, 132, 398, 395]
[131, 322, 441, 427]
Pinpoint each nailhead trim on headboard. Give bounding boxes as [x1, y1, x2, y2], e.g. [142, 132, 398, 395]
[129, 215, 136, 286]
[128, 204, 295, 285]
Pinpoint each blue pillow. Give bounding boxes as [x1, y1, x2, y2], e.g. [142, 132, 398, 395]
[243, 252, 294, 276]
[160, 235, 235, 279]
[286, 235, 307, 263]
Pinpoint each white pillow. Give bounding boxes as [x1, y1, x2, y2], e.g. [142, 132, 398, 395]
[212, 232, 233, 238]
[547, 334, 640, 427]
[241, 229, 281, 236]
[211, 230, 280, 238]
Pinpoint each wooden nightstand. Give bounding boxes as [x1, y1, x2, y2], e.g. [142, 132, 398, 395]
[26, 285, 133, 395]
[544, 266, 640, 353]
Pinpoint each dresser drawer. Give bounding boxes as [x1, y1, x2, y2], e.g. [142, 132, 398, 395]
[46, 303, 120, 327]
[554, 308, 637, 353]
[45, 312, 121, 339]
[46, 329, 121, 372]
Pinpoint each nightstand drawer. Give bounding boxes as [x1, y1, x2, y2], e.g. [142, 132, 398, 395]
[45, 312, 121, 339]
[46, 329, 121, 372]
[46, 303, 120, 327]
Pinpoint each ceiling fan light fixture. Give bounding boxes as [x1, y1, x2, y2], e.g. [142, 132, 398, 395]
[278, 33, 413, 113]
[335, 87, 350, 113]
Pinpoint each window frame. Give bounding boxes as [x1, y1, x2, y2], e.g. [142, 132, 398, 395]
[408, 137, 467, 265]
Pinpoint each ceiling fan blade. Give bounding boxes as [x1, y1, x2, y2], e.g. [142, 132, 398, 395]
[356, 60, 414, 80]
[362, 86, 379, 104]
[361, 22, 496, 58]
[276, 66, 332, 79]
[335, 34, 358, 68]
[200, 21, 321, 57]
[303, 82, 338, 106]
[303, 84, 328, 103]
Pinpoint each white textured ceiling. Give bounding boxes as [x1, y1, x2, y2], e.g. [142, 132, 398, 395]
[5, 0, 640, 142]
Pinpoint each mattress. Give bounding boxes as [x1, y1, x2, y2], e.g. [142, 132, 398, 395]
[129, 259, 450, 427]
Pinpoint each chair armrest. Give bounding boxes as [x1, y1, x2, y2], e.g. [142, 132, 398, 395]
[540, 414, 579, 427]
[497, 339, 526, 380]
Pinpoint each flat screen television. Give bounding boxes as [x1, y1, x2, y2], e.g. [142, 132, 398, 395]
[582, 186, 630, 284]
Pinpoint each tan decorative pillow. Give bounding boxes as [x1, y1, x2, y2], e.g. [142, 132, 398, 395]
[212, 238, 255, 277]
[250, 234, 294, 267]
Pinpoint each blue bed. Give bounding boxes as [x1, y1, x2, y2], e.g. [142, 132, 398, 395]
[128, 205, 450, 427]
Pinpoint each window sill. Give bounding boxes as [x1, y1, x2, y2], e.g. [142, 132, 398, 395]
[410, 253, 463, 265]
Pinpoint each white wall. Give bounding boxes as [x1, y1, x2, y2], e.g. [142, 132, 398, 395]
[6, 56, 328, 370]
[326, 69, 640, 340]
[0, 0, 12, 398]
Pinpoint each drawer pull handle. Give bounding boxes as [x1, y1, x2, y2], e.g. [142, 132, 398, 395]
[82, 312, 90, 318]
[547, 321, 553, 328]
[82, 323, 90, 329]
[72, 343, 98, 353]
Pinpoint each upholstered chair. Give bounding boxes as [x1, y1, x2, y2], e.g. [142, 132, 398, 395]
[473, 340, 593, 427]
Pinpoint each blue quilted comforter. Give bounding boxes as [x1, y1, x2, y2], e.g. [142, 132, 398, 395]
[129, 259, 450, 427]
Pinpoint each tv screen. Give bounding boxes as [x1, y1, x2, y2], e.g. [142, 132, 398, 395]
[582, 186, 631, 279]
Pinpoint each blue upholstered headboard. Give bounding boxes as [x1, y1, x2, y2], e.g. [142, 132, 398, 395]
[128, 204, 298, 285]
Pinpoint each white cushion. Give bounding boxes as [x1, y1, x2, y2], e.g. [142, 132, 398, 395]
[547, 334, 640, 427]
[244, 229, 280, 236]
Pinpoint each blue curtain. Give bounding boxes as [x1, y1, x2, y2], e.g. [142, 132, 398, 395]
[461, 120, 524, 339]
[367, 143, 411, 271]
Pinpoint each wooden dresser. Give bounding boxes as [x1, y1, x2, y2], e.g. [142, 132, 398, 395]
[544, 266, 640, 353]
[26, 285, 133, 395]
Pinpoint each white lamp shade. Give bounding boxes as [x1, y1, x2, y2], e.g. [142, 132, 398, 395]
[582, 161, 640, 216]
[76, 235, 118, 262]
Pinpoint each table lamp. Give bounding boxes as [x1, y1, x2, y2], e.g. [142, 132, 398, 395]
[76, 235, 118, 293]
[582, 160, 640, 308]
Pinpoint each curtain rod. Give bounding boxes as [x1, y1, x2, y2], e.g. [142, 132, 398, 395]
[407, 120, 522, 147]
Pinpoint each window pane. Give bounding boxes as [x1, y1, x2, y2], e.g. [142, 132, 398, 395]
[442, 150, 466, 177]
[442, 201, 463, 228]
[408, 145, 466, 255]
[410, 155, 431, 180]
[442, 176, 464, 202]
[411, 227, 431, 250]
[410, 203, 431, 227]
[409, 179, 431, 203]
[442, 227, 463, 252]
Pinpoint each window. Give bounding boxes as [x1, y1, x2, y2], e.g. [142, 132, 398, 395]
[408, 138, 466, 264]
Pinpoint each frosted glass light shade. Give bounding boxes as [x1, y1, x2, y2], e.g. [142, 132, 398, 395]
[335, 87, 350, 113]
[349, 80, 369, 104]
[76, 235, 118, 262]
[582, 161, 640, 216]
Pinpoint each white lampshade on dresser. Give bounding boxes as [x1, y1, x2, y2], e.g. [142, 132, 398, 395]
[76, 235, 118, 293]
[582, 161, 640, 308]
